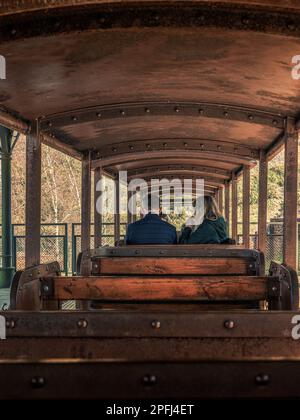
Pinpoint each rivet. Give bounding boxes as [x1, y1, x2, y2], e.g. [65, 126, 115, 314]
[31, 376, 46, 389]
[112, 147, 117, 152]
[255, 374, 270, 386]
[184, 142, 188, 147]
[6, 320, 15, 329]
[224, 320, 235, 329]
[200, 144, 204, 149]
[146, 144, 151, 148]
[120, 110, 125, 115]
[248, 115, 254, 121]
[77, 319, 88, 328]
[217, 145, 221, 150]
[198, 109, 204, 115]
[272, 119, 278, 126]
[142, 374, 157, 385]
[47, 121, 52, 127]
[97, 113, 101, 118]
[272, 286, 277, 292]
[151, 320, 161, 329]
[242, 17, 250, 25]
[223, 111, 229, 117]
[43, 285, 49, 293]
[11, 29, 17, 36]
[129, 146, 134, 150]
[174, 107, 180, 113]
[163, 143, 167, 147]
[145, 108, 150, 113]
[72, 116, 78, 122]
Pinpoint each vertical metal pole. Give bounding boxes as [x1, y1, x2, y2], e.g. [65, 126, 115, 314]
[283, 117, 298, 270]
[243, 166, 250, 248]
[94, 167, 102, 248]
[225, 182, 230, 225]
[0, 126, 14, 287]
[114, 177, 120, 244]
[258, 149, 268, 254]
[231, 172, 238, 242]
[25, 127, 41, 268]
[127, 188, 133, 225]
[81, 152, 91, 253]
[219, 188, 224, 214]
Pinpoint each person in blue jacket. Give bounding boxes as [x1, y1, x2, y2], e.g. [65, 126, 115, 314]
[125, 193, 177, 245]
[179, 195, 228, 244]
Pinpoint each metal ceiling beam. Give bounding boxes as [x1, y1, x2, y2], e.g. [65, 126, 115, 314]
[127, 170, 229, 183]
[40, 102, 284, 132]
[127, 165, 231, 180]
[91, 150, 256, 170]
[0, 108, 29, 134]
[91, 137, 260, 161]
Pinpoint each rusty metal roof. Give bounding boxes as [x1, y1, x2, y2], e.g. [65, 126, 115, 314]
[0, 0, 300, 185]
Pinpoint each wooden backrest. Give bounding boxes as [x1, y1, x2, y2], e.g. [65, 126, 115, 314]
[89, 245, 264, 276]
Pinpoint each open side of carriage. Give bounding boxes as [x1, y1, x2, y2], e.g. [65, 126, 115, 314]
[1, 0, 300, 399]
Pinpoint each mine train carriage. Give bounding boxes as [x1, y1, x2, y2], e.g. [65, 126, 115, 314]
[1, 0, 300, 399]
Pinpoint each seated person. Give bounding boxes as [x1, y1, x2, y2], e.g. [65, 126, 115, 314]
[125, 193, 177, 245]
[179, 195, 228, 244]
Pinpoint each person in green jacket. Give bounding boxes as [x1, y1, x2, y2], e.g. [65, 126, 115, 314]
[179, 195, 228, 244]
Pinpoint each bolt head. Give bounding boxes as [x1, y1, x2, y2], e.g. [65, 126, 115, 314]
[151, 320, 161, 329]
[77, 319, 88, 328]
[224, 320, 235, 329]
[255, 373, 270, 385]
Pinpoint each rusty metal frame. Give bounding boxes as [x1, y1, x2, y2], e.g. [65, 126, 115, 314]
[94, 167, 102, 248]
[25, 123, 41, 268]
[242, 166, 250, 248]
[81, 152, 91, 258]
[1, 310, 300, 338]
[40, 102, 284, 131]
[127, 164, 231, 180]
[91, 150, 256, 170]
[2, 1, 300, 42]
[231, 172, 238, 241]
[283, 117, 298, 270]
[258, 149, 268, 254]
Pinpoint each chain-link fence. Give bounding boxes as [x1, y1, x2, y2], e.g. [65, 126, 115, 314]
[1, 222, 300, 277]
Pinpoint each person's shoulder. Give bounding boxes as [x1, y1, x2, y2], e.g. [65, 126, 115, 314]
[160, 219, 176, 231]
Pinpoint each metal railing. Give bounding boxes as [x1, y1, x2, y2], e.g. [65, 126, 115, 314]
[1, 222, 299, 277]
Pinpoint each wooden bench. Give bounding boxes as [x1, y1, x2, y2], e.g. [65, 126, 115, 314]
[10, 246, 299, 311]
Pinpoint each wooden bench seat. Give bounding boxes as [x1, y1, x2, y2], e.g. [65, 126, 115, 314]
[9, 246, 298, 311]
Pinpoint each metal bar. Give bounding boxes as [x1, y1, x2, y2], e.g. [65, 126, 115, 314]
[80, 153, 91, 254]
[258, 150, 268, 254]
[91, 150, 256, 170]
[231, 173, 238, 241]
[0, 125, 14, 287]
[41, 102, 284, 132]
[25, 127, 41, 268]
[0, 108, 29, 134]
[114, 176, 120, 244]
[2, 311, 300, 338]
[94, 167, 102, 248]
[219, 187, 224, 214]
[283, 117, 298, 270]
[243, 166, 250, 248]
[225, 182, 230, 228]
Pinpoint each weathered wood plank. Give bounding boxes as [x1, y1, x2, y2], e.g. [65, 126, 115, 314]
[52, 276, 268, 301]
[92, 257, 251, 275]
